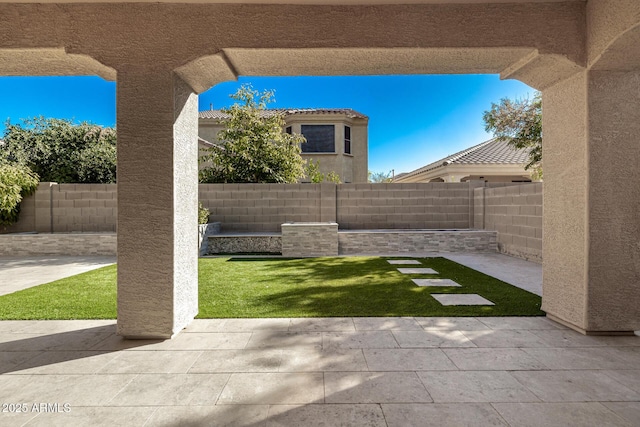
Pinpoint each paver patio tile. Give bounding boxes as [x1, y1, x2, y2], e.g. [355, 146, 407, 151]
[289, 318, 355, 332]
[148, 405, 269, 427]
[18, 320, 116, 334]
[0, 329, 114, 352]
[185, 318, 292, 333]
[528, 329, 611, 347]
[7, 350, 119, 375]
[417, 371, 540, 403]
[353, 317, 422, 331]
[603, 402, 640, 426]
[590, 334, 640, 347]
[0, 320, 38, 333]
[323, 331, 399, 349]
[477, 317, 565, 330]
[266, 404, 386, 426]
[278, 348, 368, 372]
[0, 374, 138, 406]
[521, 347, 635, 370]
[0, 410, 39, 427]
[218, 373, 324, 404]
[397, 268, 438, 274]
[510, 370, 640, 402]
[188, 350, 282, 373]
[24, 406, 158, 427]
[109, 373, 229, 406]
[443, 348, 548, 371]
[0, 351, 42, 374]
[461, 330, 550, 348]
[393, 330, 476, 348]
[431, 294, 494, 306]
[387, 259, 421, 265]
[606, 347, 640, 366]
[97, 332, 252, 351]
[492, 402, 633, 427]
[415, 317, 491, 331]
[602, 370, 640, 393]
[412, 279, 461, 287]
[382, 403, 508, 427]
[364, 348, 457, 371]
[97, 350, 203, 374]
[324, 372, 432, 403]
[245, 332, 322, 349]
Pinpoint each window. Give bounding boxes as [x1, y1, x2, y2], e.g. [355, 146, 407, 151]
[344, 125, 351, 154]
[285, 126, 292, 135]
[301, 125, 335, 153]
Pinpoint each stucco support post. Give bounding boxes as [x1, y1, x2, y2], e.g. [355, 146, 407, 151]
[116, 69, 199, 339]
[542, 70, 640, 334]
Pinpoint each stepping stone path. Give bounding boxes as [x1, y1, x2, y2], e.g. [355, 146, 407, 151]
[387, 260, 421, 265]
[412, 279, 461, 287]
[431, 294, 495, 306]
[397, 268, 439, 275]
[389, 258, 495, 307]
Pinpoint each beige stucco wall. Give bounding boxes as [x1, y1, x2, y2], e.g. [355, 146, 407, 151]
[1, 1, 638, 335]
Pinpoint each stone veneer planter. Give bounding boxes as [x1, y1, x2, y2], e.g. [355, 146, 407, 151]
[281, 222, 339, 257]
[207, 233, 282, 255]
[338, 229, 498, 254]
[0, 233, 117, 256]
[198, 222, 221, 256]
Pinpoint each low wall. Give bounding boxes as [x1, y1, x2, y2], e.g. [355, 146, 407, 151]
[338, 230, 497, 255]
[0, 233, 117, 256]
[474, 183, 543, 263]
[3, 181, 543, 262]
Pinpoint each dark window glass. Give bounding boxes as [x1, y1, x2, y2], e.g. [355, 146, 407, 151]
[285, 126, 292, 135]
[344, 125, 351, 154]
[301, 125, 335, 153]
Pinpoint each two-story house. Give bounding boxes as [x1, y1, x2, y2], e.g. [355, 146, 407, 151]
[198, 108, 368, 183]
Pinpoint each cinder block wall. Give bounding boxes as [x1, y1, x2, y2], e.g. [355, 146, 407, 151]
[2, 182, 117, 234]
[475, 183, 543, 263]
[337, 183, 471, 229]
[198, 184, 328, 232]
[51, 184, 117, 232]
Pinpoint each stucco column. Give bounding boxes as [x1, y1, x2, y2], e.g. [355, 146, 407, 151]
[116, 70, 199, 339]
[542, 70, 640, 334]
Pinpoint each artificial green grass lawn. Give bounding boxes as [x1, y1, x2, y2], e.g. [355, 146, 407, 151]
[0, 257, 543, 319]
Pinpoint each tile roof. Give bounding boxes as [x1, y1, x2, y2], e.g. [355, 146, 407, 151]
[199, 108, 367, 120]
[398, 138, 531, 180]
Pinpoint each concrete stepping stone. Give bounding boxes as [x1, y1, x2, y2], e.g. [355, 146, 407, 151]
[387, 260, 421, 265]
[397, 268, 438, 275]
[431, 294, 495, 306]
[412, 279, 461, 287]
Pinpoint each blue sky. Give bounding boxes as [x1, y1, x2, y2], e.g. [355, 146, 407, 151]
[0, 74, 533, 174]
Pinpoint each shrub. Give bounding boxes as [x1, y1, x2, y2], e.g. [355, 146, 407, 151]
[198, 202, 210, 225]
[0, 164, 39, 226]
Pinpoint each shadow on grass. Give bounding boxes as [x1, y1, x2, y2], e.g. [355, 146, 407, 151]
[197, 257, 544, 318]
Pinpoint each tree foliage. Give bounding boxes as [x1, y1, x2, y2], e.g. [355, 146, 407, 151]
[0, 163, 39, 226]
[199, 85, 307, 184]
[1, 117, 117, 183]
[305, 160, 341, 184]
[368, 170, 394, 183]
[483, 92, 542, 179]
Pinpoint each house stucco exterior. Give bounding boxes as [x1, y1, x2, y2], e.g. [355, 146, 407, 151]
[1, 0, 639, 338]
[199, 109, 369, 183]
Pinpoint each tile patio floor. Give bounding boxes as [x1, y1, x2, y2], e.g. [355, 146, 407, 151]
[0, 317, 638, 426]
[0, 254, 638, 426]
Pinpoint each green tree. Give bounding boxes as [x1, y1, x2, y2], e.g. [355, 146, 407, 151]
[199, 85, 306, 184]
[0, 163, 39, 226]
[305, 159, 341, 184]
[483, 92, 542, 179]
[1, 117, 117, 183]
[368, 170, 393, 183]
